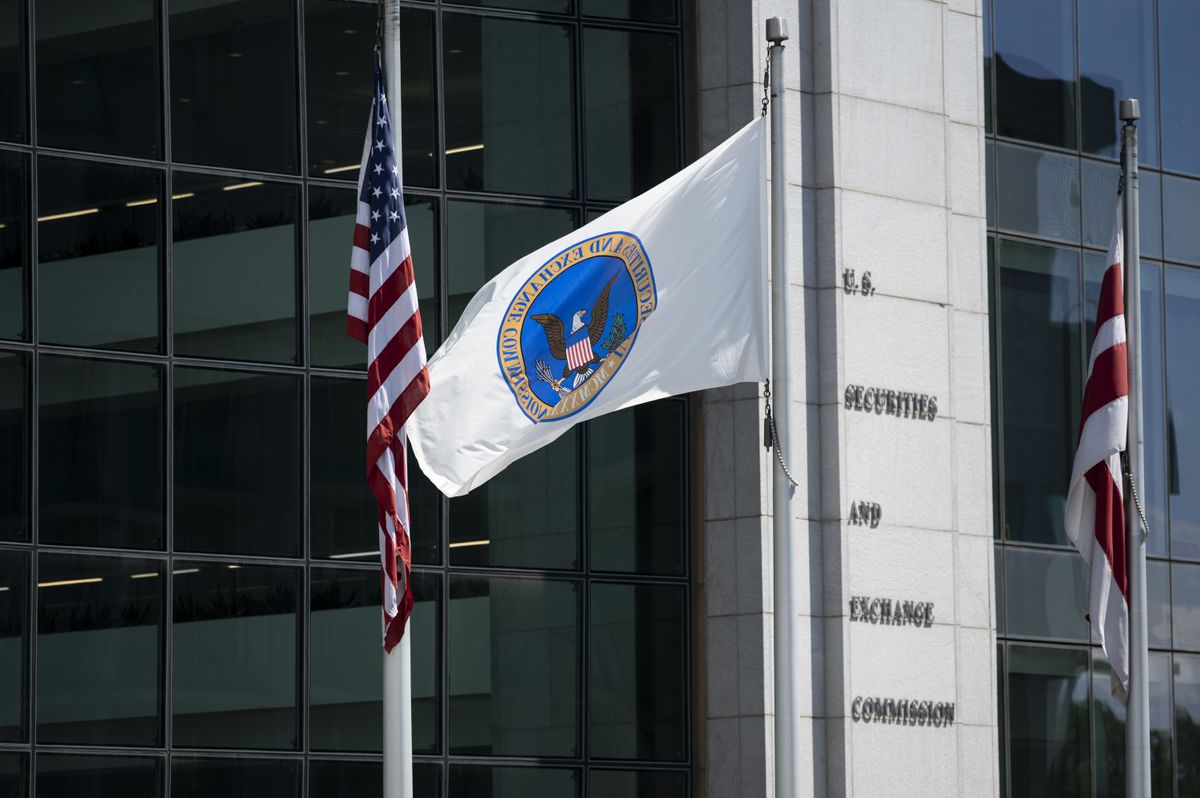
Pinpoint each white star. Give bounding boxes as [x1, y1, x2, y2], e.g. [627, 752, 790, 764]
[372, 162, 383, 175]
[391, 164, 399, 175]
[388, 210, 400, 222]
[371, 209, 381, 221]
[374, 139, 384, 152]
[389, 187, 400, 199]
[371, 186, 382, 198]
[370, 232, 380, 244]
[378, 115, 388, 126]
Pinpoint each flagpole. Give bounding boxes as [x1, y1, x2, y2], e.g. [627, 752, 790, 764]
[1121, 97, 1150, 798]
[382, 2, 414, 796]
[766, 17, 800, 797]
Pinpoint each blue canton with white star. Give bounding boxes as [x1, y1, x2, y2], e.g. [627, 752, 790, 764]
[362, 52, 407, 264]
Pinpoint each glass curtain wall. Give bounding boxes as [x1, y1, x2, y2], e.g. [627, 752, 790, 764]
[0, 0, 688, 795]
[988, 0, 1200, 795]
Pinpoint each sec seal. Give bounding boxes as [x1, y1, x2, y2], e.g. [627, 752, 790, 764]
[497, 232, 657, 423]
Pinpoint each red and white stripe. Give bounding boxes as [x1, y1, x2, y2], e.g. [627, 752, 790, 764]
[566, 337, 593, 371]
[1065, 210, 1129, 697]
[347, 111, 430, 653]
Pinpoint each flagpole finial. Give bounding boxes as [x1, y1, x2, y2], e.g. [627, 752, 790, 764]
[766, 17, 788, 44]
[1120, 98, 1141, 123]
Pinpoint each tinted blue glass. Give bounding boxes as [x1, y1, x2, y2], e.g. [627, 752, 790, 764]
[449, 765, 579, 797]
[1005, 548, 1089, 640]
[994, 0, 1076, 148]
[983, 0, 992, 134]
[309, 761, 440, 797]
[0, 752, 23, 798]
[589, 770, 687, 797]
[1173, 562, 1200, 651]
[1160, 0, 1200, 175]
[1007, 645, 1090, 797]
[996, 143, 1080, 243]
[1165, 266, 1200, 560]
[582, 0, 675, 23]
[36, 754, 161, 798]
[171, 757, 298, 798]
[1086, 164, 1162, 260]
[1173, 654, 1200, 793]
[1090, 651, 1173, 798]
[1162, 176, 1200, 266]
[1079, 0, 1157, 164]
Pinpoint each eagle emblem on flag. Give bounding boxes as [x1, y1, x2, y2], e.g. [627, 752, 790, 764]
[497, 231, 657, 423]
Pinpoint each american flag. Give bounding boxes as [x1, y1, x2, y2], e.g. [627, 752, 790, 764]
[1065, 207, 1129, 698]
[346, 51, 429, 652]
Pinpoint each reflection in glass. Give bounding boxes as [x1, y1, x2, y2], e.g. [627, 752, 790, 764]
[0, 752, 23, 798]
[1173, 654, 1200, 793]
[443, 15, 575, 197]
[175, 368, 300, 556]
[1078, 0, 1156, 164]
[583, 0, 676, 23]
[169, 0, 297, 172]
[0, 150, 27, 341]
[1166, 266, 1200, 559]
[37, 554, 161, 746]
[1162, 175, 1200, 266]
[589, 769, 687, 797]
[1159, 0, 1200, 176]
[1086, 257, 1167, 557]
[310, 760, 440, 797]
[0, 551, 25, 742]
[983, 0, 992, 134]
[446, 201, 577, 328]
[1173, 562, 1200, 651]
[1082, 162, 1161, 260]
[38, 157, 160, 352]
[583, 28, 679, 202]
[1090, 651, 1172, 798]
[1005, 548, 1089, 641]
[311, 376, 438, 565]
[0, 354, 26, 541]
[998, 240, 1081, 544]
[39, 356, 163, 549]
[36, 754, 161, 798]
[171, 757, 299, 798]
[309, 188, 437, 368]
[449, 576, 578, 757]
[589, 583, 686, 761]
[450, 0, 571, 13]
[306, 4, 436, 186]
[995, 144, 1079, 243]
[588, 401, 685, 575]
[993, 0, 1076, 148]
[0, 0, 25, 142]
[172, 174, 297, 363]
[449, 765, 578, 798]
[450, 434, 577, 569]
[985, 140, 996, 229]
[36, 0, 160, 157]
[310, 569, 438, 753]
[1007, 645, 1090, 797]
[172, 563, 299, 750]
[1148, 560, 1172, 649]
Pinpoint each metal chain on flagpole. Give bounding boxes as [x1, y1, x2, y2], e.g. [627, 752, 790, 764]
[761, 54, 770, 117]
[763, 381, 798, 487]
[1122, 452, 1151, 538]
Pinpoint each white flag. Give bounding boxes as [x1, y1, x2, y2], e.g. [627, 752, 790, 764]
[409, 118, 768, 496]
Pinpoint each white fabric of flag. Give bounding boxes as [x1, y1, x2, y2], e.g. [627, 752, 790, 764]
[409, 118, 768, 496]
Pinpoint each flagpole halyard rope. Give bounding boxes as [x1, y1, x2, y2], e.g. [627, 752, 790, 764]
[1122, 452, 1151, 538]
[763, 381, 799, 487]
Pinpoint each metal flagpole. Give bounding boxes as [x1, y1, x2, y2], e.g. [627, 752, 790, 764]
[1120, 97, 1150, 798]
[382, 2, 414, 796]
[766, 17, 801, 797]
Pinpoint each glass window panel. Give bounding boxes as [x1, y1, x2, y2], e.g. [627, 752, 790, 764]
[449, 575, 578, 757]
[0, 752, 23, 798]
[1007, 644, 1090, 797]
[1159, 0, 1200, 176]
[172, 563, 299, 749]
[994, 544, 1005, 633]
[588, 401, 685, 575]
[1162, 175, 1200, 266]
[174, 367, 300, 556]
[0, 550, 26, 742]
[582, 28, 680, 203]
[37, 157, 160, 352]
[1079, 0, 1157, 164]
[309, 187, 437, 368]
[1174, 654, 1200, 794]
[1005, 548, 1089, 641]
[0, 150, 28, 341]
[305, 4, 436, 187]
[36, 553, 162, 746]
[448, 0, 571, 15]
[1083, 162, 1161, 259]
[983, 0, 992, 135]
[443, 15, 575, 197]
[449, 765, 579, 798]
[998, 643, 1007, 797]
[310, 761, 440, 798]
[1166, 266, 1200, 559]
[170, 757, 299, 798]
[311, 376, 439, 564]
[310, 568, 439, 753]
[589, 583, 685, 761]
[997, 240, 1081, 545]
[0, 0, 25, 143]
[169, 0, 297, 173]
[0, 353, 27, 541]
[447, 200, 577, 329]
[1086, 257, 1167, 557]
[985, 139, 996, 228]
[1090, 651, 1173, 798]
[172, 174, 297, 363]
[993, 0, 1076, 148]
[1173, 562, 1200, 651]
[1140, 170, 1163, 260]
[589, 769, 687, 797]
[449, 433, 577, 569]
[36, 0, 160, 157]
[35, 754, 160, 798]
[1148, 560, 1172, 649]
[39, 356, 163, 549]
[995, 144, 1080, 243]
[582, 0, 676, 23]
